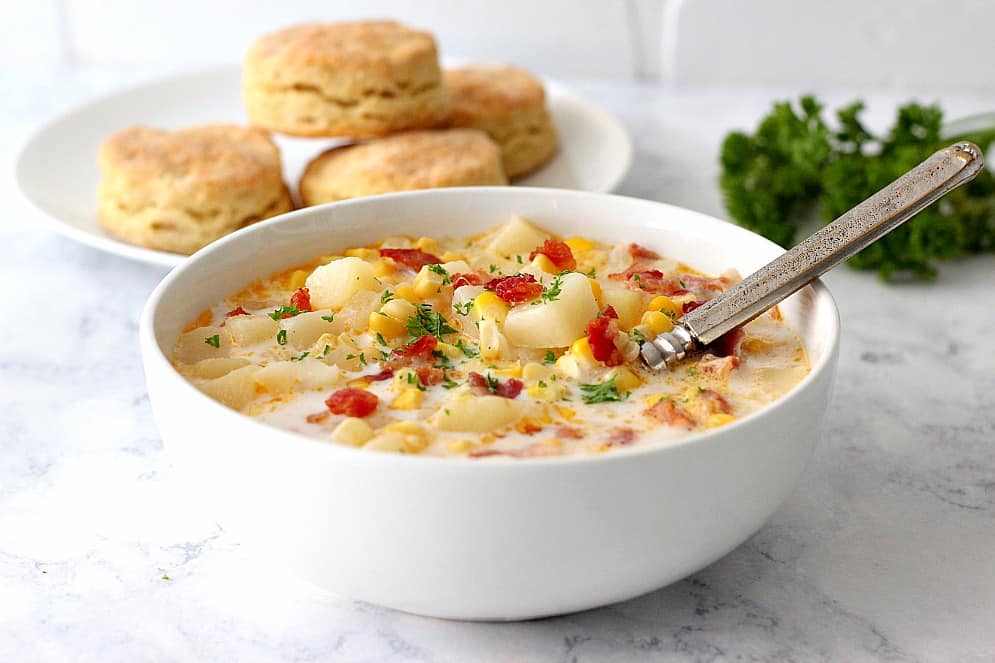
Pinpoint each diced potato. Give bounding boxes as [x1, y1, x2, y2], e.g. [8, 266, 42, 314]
[522, 362, 550, 381]
[413, 236, 440, 254]
[452, 285, 484, 335]
[381, 421, 429, 452]
[606, 366, 642, 391]
[391, 388, 425, 410]
[294, 361, 343, 389]
[190, 357, 250, 379]
[333, 290, 381, 332]
[526, 380, 567, 401]
[479, 319, 510, 360]
[472, 291, 508, 325]
[331, 417, 374, 446]
[503, 273, 598, 348]
[175, 325, 230, 363]
[255, 360, 342, 393]
[492, 362, 522, 378]
[488, 216, 549, 255]
[225, 315, 279, 346]
[436, 394, 524, 432]
[281, 310, 338, 349]
[197, 365, 260, 410]
[363, 432, 408, 453]
[305, 257, 377, 309]
[394, 284, 417, 302]
[602, 288, 644, 330]
[253, 361, 298, 394]
[412, 260, 471, 298]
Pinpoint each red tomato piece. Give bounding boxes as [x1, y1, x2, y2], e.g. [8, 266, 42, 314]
[390, 335, 438, 363]
[483, 274, 543, 304]
[378, 248, 441, 270]
[416, 366, 444, 386]
[585, 307, 624, 366]
[681, 300, 705, 315]
[225, 306, 249, 318]
[290, 287, 312, 312]
[528, 239, 577, 271]
[324, 388, 379, 418]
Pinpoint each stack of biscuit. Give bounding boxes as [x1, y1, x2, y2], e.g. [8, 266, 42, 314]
[97, 19, 558, 254]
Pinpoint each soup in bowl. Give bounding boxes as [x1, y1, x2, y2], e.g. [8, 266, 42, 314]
[140, 187, 839, 620]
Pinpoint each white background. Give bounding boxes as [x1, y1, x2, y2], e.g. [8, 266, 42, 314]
[4, 0, 995, 92]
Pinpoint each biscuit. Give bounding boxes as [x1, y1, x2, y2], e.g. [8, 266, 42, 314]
[299, 129, 507, 205]
[244, 20, 451, 138]
[97, 124, 293, 254]
[443, 65, 558, 178]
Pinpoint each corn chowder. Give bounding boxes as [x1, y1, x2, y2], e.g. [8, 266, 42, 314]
[171, 217, 809, 458]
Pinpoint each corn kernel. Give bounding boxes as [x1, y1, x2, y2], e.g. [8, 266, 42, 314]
[522, 362, 549, 381]
[527, 381, 566, 401]
[608, 366, 642, 392]
[565, 236, 596, 253]
[588, 277, 602, 302]
[413, 270, 444, 298]
[345, 248, 378, 260]
[391, 368, 420, 392]
[706, 413, 737, 428]
[331, 417, 374, 446]
[440, 251, 465, 263]
[569, 337, 596, 362]
[380, 298, 417, 322]
[414, 237, 440, 254]
[394, 284, 417, 301]
[390, 388, 424, 410]
[493, 362, 523, 378]
[648, 295, 681, 318]
[449, 439, 473, 453]
[530, 254, 558, 274]
[472, 291, 509, 324]
[640, 310, 674, 334]
[288, 269, 309, 289]
[348, 378, 371, 389]
[643, 393, 667, 408]
[479, 319, 508, 360]
[373, 260, 395, 277]
[382, 420, 428, 439]
[369, 311, 406, 338]
[556, 406, 576, 420]
[435, 342, 462, 359]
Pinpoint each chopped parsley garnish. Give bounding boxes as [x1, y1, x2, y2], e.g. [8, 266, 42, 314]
[442, 374, 459, 389]
[679, 280, 688, 289]
[454, 299, 474, 316]
[292, 351, 310, 361]
[268, 305, 301, 320]
[321, 313, 336, 323]
[687, 366, 698, 377]
[630, 328, 647, 342]
[586, 267, 597, 278]
[543, 349, 556, 365]
[484, 373, 500, 394]
[276, 330, 287, 345]
[427, 263, 451, 284]
[375, 332, 388, 346]
[538, 379, 548, 389]
[489, 264, 499, 273]
[406, 304, 457, 340]
[516, 254, 523, 264]
[580, 377, 623, 404]
[346, 352, 367, 366]
[204, 334, 220, 348]
[541, 274, 564, 303]
[455, 338, 479, 358]
[380, 290, 394, 304]
[321, 344, 331, 357]
[406, 371, 427, 391]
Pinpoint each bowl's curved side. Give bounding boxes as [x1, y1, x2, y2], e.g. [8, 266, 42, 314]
[140, 187, 841, 619]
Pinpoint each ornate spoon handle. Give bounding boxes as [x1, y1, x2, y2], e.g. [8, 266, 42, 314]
[641, 142, 985, 370]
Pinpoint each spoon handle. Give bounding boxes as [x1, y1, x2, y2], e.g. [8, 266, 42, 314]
[641, 142, 985, 371]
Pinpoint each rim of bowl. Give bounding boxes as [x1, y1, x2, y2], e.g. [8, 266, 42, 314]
[140, 187, 840, 469]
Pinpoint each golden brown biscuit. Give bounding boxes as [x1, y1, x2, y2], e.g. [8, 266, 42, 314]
[244, 20, 451, 138]
[443, 65, 558, 178]
[97, 124, 293, 254]
[299, 129, 507, 205]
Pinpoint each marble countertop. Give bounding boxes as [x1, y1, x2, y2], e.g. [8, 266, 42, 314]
[2, 66, 993, 662]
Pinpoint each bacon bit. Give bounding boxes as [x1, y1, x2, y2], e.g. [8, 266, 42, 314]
[681, 300, 705, 315]
[469, 449, 506, 458]
[708, 328, 743, 358]
[451, 271, 488, 289]
[484, 273, 543, 304]
[644, 398, 695, 429]
[378, 248, 441, 270]
[698, 354, 742, 379]
[697, 389, 732, 415]
[324, 388, 379, 418]
[628, 243, 660, 260]
[305, 411, 330, 424]
[416, 366, 444, 386]
[468, 372, 524, 398]
[390, 335, 438, 363]
[289, 287, 312, 313]
[556, 425, 584, 439]
[606, 427, 636, 446]
[528, 239, 577, 271]
[517, 419, 544, 435]
[225, 306, 249, 318]
[586, 306, 624, 366]
[366, 368, 394, 382]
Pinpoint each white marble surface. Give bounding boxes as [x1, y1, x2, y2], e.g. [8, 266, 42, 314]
[2, 67, 994, 662]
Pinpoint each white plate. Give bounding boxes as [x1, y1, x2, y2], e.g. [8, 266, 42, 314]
[15, 65, 632, 268]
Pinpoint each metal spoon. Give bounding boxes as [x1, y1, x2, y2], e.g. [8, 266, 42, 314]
[640, 142, 984, 371]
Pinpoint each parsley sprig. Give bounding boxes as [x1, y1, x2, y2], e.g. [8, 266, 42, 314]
[579, 377, 624, 404]
[406, 304, 457, 340]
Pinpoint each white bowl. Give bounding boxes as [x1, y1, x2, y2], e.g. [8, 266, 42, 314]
[140, 187, 839, 621]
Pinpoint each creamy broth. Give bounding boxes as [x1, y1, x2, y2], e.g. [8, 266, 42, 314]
[171, 217, 809, 458]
